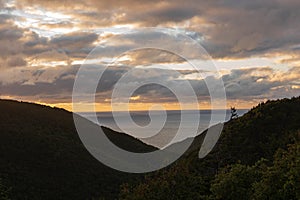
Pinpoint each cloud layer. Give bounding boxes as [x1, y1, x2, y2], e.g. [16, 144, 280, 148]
[0, 0, 299, 109]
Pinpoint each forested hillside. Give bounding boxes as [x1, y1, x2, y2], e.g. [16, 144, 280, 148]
[0, 100, 156, 200]
[120, 97, 300, 200]
[0, 97, 299, 200]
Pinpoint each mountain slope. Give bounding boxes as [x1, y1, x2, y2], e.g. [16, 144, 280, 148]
[195, 97, 300, 168]
[1, 97, 299, 199]
[0, 99, 156, 200]
[120, 97, 300, 199]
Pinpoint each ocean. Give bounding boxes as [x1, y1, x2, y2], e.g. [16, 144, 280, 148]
[80, 109, 248, 148]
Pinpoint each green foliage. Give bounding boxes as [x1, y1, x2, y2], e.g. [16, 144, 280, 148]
[253, 142, 300, 200]
[0, 178, 10, 200]
[211, 97, 300, 166]
[210, 141, 299, 200]
[0, 97, 299, 199]
[210, 161, 263, 200]
[120, 97, 300, 200]
[120, 163, 208, 200]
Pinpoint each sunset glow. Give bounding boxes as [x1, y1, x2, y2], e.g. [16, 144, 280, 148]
[0, 0, 299, 111]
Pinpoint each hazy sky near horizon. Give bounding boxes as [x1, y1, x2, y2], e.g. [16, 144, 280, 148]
[0, 0, 299, 111]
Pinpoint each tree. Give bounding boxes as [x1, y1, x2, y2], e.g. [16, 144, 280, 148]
[210, 142, 300, 200]
[230, 107, 238, 120]
[210, 160, 267, 200]
[253, 142, 300, 200]
[119, 163, 208, 200]
[0, 179, 10, 200]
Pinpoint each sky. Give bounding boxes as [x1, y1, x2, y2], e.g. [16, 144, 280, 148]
[0, 0, 299, 111]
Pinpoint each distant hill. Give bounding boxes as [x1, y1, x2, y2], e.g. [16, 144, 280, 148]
[0, 100, 156, 200]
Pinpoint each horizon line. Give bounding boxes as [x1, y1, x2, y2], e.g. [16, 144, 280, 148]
[0, 98, 258, 112]
[78, 108, 250, 113]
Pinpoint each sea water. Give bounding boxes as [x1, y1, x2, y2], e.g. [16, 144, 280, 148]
[81, 109, 248, 148]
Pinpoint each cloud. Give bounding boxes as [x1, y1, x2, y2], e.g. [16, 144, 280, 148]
[116, 49, 186, 66]
[0, 17, 100, 68]
[1, 63, 299, 106]
[7, 56, 27, 67]
[50, 32, 98, 49]
[130, 5, 200, 26]
[16, 0, 160, 10]
[0, 0, 4, 8]
[0, 0, 299, 108]
[11, 0, 300, 59]
[195, 0, 300, 58]
[223, 66, 300, 100]
[0, 18, 24, 59]
[8, 0, 300, 59]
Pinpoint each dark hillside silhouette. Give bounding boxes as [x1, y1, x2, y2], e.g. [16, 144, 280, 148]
[0, 97, 299, 199]
[120, 97, 300, 200]
[0, 100, 156, 200]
